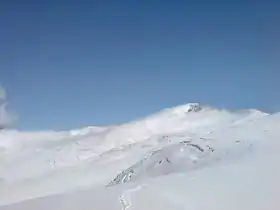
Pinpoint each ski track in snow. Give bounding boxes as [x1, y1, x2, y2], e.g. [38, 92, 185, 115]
[119, 184, 147, 210]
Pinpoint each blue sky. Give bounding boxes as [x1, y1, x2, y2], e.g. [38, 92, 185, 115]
[1, 0, 279, 130]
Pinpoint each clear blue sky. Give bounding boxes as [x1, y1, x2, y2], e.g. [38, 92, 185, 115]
[1, 0, 279, 130]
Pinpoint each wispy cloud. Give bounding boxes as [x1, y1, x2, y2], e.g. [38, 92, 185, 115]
[0, 87, 6, 99]
[0, 86, 16, 128]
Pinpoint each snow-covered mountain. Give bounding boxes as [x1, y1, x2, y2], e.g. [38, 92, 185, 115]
[0, 103, 279, 210]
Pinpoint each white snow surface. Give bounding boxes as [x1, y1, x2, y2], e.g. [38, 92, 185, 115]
[0, 103, 279, 210]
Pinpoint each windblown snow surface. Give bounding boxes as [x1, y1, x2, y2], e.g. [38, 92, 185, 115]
[0, 103, 280, 210]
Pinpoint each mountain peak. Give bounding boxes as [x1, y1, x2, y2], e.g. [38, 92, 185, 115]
[178, 103, 203, 112]
[166, 102, 206, 115]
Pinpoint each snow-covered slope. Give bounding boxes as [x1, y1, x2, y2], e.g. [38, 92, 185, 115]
[0, 103, 278, 210]
[2, 137, 280, 210]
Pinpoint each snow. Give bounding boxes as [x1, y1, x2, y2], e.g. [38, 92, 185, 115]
[0, 103, 279, 209]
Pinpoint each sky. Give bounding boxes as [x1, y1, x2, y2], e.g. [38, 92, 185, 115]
[0, 0, 279, 130]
